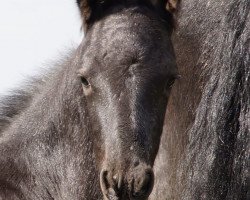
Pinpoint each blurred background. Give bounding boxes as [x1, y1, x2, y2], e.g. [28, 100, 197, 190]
[0, 0, 83, 95]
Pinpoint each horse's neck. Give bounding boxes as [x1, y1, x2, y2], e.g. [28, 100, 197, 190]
[152, 0, 249, 199]
[151, 1, 224, 199]
[151, 33, 205, 200]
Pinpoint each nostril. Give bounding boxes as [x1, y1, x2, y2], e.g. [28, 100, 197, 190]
[132, 169, 154, 198]
[100, 170, 110, 197]
[113, 173, 123, 190]
[141, 170, 154, 194]
[100, 169, 123, 199]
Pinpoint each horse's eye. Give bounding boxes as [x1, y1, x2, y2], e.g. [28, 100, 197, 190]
[169, 79, 175, 88]
[80, 76, 90, 87]
[166, 78, 176, 89]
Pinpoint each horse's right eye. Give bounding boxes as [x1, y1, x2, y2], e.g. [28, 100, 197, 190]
[80, 76, 90, 87]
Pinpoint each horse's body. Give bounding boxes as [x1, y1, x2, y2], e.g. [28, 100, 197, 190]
[152, 0, 250, 199]
[0, 0, 249, 200]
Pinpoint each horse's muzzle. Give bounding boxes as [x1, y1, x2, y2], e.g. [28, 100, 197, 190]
[100, 163, 154, 199]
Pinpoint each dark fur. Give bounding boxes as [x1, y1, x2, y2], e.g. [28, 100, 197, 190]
[0, 0, 249, 199]
[0, 53, 102, 199]
[77, 0, 174, 32]
[152, 0, 250, 199]
[0, 1, 176, 200]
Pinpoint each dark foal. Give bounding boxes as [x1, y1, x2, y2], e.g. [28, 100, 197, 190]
[0, 1, 177, 199]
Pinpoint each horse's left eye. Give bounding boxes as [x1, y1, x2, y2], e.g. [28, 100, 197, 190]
[80, 76, 90, 87]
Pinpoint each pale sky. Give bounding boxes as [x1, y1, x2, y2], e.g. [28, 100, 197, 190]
[0, 0, 83, 95]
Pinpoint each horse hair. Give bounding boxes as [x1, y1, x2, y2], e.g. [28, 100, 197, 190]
[151, 0, 250, 199]
[0, 0, 249, 199]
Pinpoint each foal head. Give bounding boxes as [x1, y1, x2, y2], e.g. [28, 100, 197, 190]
[76, 0, 178, 199]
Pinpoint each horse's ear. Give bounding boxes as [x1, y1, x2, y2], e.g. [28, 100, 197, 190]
[77, 0, 92, 30]
[151, 0, 179, 13]
[77, 0, 109, 31]
[149, 0, 179, 30]
[166, 0, 178, 13]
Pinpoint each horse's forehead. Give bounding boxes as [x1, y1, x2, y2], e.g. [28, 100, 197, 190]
[90, 9, 166, 46]
[81, 9, 172, 72]
[88, 19, 167, 60]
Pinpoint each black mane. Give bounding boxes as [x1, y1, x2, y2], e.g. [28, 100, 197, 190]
[184, 1, 250, 198]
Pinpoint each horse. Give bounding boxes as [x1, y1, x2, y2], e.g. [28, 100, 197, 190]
[0, 0, 179, 199]
[151, 0, 250, 199]
[0, 0, 249, 200]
